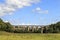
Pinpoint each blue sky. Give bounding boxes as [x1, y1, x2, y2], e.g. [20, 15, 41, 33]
[0, 0, 60, 25]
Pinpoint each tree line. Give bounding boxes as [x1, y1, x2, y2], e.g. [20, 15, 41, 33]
[0, 18, 60, 33]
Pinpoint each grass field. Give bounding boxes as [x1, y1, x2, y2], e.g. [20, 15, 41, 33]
[0, 31, 60, 40]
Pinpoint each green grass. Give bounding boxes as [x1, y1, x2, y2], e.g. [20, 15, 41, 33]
[0, 31, 60, 40]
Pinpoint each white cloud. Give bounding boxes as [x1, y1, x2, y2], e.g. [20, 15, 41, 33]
[0, 4, 16, 16]
[33, 7, 48, 14]
[0, 0, 40, 16]
[4, 21, 9, 23]
[36, 7, 41, 11]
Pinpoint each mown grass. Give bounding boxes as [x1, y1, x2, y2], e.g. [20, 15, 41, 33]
[0, 31, 60, 40]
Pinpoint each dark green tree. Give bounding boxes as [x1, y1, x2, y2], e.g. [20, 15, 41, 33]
[0, 18, 7, 31]
[5, 22, 14, 32]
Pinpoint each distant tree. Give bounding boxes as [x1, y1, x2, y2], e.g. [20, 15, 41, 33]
[37, 28, 41, 33]
[43, 26, 48, 33]
[0, 18, 7, 31]
[14, 29, 20, 33]
[34, 27, 38, 33]
[54, 22, 60, 33]
[24, 26, 30, 33]
[56, 22, 60, 30]
[47, 22, 60, 33]
[5, 22, 14, 32]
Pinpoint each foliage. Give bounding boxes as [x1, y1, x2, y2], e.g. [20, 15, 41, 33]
[0, 18, 60, 33]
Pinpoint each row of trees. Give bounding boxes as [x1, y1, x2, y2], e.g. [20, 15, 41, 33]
[43, 22, 60, 33]
[13, 26, 41, 33]
[0, 18, 60, 33]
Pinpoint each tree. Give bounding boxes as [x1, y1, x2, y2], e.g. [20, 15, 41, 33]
[0, 18, 7, 31]
[5, 22, 14, 32]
